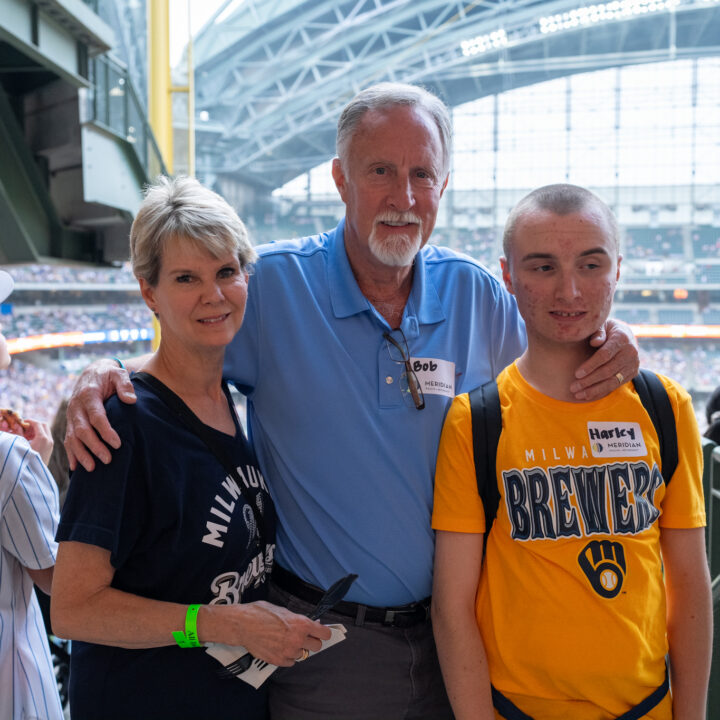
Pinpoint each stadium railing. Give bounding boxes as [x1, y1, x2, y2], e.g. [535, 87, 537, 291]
[87, 55, 167, 182]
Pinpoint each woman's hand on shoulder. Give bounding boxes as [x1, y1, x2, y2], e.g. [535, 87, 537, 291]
[200, 601, 333, 667]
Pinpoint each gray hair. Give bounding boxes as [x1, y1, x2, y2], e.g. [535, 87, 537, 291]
[336, 83, 452, 175]
[130, 175, 257, 286]
[503, 183, 620, 259]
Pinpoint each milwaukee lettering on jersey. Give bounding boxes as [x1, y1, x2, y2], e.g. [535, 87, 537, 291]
[502, 461, 663, 540]
[202, 464, 268, 548]
[587, 421, 647, 457]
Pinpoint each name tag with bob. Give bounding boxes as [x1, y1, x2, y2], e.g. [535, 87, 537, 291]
[409, 357, 455, 399]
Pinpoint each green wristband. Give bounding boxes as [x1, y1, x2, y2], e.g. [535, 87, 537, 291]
[172, 604, 202, 648]
[111, 356, 126, 370]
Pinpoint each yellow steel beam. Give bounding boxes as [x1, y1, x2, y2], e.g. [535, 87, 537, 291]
[148, 0, 173, 173]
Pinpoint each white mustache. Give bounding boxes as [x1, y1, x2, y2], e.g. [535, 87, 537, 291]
[374, 212, 422, 227]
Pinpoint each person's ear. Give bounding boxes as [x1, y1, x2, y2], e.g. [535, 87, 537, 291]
[332, 158, 349, 203]
[439, 174, 449, 198]
[139, 278, 158, 316]
[500, 257, 514, 295]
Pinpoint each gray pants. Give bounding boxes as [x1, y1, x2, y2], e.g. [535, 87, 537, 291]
[268, 581, 453, 720]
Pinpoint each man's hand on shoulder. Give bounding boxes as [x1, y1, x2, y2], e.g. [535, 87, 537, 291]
[64, 358, 137, 472]
[570, 318, 640, 401]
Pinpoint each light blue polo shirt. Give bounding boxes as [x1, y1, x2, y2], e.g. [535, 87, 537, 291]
[225, 219, 526, 605]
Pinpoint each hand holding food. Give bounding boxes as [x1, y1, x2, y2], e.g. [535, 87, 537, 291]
[0, 407, 31, 435]
[0, 409, 53, 463]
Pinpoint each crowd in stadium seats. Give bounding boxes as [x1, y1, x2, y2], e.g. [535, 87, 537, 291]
[639, 341, 720, 393]
[692, 227, 720, 257]
[426, 227, 500, 271]
[455, 228, 499, 269]
[612, 307, 652, 323]
[696, 264, 720, 284]
[702, 308, 720, 324]
[2, 304, 152, 339]
[0, 341, 152, 424]
[433, 225, 719, 281]
[620, 257, 691, 282]
[8, 263, 136, 285]
[623, 228, 684, 259]
[0, 266, 147, 423]
[0, 359, 77, 425]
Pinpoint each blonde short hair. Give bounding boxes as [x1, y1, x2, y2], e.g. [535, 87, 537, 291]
[130, 175, 257, 286]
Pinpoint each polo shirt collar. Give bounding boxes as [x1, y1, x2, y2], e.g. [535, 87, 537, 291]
[408, 244, 445, 326]
[328, 217, 445, 326]
[328, 218, 369, 319]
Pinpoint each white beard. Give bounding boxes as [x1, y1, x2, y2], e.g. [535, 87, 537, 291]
[368, 212, 423, 267]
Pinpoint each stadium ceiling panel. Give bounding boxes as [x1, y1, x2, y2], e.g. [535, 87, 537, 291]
[191, 0, 720, 190]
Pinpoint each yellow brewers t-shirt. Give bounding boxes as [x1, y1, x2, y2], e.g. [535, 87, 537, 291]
[432, 362, 705, 720]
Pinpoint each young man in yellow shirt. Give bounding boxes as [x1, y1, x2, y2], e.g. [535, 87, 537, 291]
[431, 184, 712, 720]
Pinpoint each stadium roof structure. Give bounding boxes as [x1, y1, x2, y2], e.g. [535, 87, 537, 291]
[190, 0, 720, 191]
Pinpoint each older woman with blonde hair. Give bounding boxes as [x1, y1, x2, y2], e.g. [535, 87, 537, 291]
[52, 176, 330, 719]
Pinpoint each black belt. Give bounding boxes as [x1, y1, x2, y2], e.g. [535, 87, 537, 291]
[272, 564, 431, 628]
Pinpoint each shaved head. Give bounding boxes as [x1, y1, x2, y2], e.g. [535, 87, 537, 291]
[503, 184, 619, 262]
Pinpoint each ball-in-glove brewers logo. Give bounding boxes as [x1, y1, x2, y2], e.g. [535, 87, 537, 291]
[578, 540, 626, 598]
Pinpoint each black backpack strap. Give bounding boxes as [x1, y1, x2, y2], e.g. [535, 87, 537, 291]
[491, 665, 669, 720]
[632, 369, 678, 485]
[469, 380, 502, 535]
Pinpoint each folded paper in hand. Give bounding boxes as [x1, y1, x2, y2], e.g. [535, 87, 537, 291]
[206, 624, 347, 689]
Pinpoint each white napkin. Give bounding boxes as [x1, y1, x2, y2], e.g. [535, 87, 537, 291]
[206, 623, 347, 689]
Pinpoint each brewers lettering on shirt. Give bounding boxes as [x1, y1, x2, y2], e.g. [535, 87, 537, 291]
[210, 543, 275, 603]
[502, 459, 663, 541]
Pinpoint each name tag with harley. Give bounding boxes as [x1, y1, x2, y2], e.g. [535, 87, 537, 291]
[587, 421, 647, 457]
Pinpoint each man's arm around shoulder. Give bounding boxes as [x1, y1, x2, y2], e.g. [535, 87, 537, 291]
[64, 356, 148, 472]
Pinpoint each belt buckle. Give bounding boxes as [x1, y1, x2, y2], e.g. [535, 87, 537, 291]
[383, 607, 417, 628]
[382, 609, 397, 626]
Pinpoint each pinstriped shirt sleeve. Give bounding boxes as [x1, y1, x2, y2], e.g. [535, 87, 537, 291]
[0, 433, 59, 570]
[0, 431, 64, 720]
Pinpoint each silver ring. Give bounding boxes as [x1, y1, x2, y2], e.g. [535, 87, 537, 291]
[296, 648, 309, 662]
[615, 371, 624, 385]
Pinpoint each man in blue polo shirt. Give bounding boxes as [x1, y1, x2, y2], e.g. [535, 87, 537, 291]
[64, 83, 638, 719]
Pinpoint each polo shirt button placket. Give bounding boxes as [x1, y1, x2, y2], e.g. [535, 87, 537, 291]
[379, 335, 403, 407]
